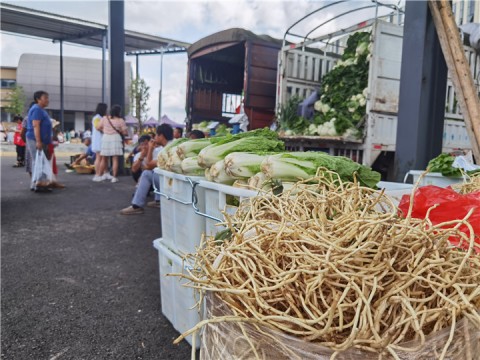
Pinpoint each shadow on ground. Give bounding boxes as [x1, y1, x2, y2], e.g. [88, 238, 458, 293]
[1, 156, 194, 359]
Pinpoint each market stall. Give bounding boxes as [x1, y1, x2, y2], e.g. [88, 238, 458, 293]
[151, 127, 480, 357]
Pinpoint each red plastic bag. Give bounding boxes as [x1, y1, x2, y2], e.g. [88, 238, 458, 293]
[398, 185, 480, 253]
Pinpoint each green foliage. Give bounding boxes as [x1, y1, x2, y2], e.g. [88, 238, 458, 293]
[427, 153, 462, 177]
[129, 78, 150, 125]
[198, 131, 285, 168]
[314, 31, 370, 135]
[277, 96, 308, 134]
[264, 152, 381, 188]
[5, 86, 26, 116]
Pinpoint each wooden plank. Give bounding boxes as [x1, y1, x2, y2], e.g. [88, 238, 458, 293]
[247, 94, 276, 109]
[247, 80, 276, 96]
[428, 0, 480, 160]
[249, 43, 279, 69]
[248, 66, 277, 82]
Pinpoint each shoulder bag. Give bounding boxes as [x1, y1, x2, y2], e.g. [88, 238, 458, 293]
[106, 117, 125, 152]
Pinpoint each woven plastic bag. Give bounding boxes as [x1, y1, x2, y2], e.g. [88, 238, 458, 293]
[199, 293, 480, 360]
[31, 149, 53, 190]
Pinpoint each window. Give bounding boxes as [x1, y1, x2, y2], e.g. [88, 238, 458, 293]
[49, 110, 75, 131]
[459, 0, 465, 24]
[1, 79, 16, 88]
[468, 0, 475, 22]
[222, 93, 242, 117]
[84, 112, 93, 130]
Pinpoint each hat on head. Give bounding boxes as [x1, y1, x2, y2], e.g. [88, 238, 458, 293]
[51, 119, 60, 128]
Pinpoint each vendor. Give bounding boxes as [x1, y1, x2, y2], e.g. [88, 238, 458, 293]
[65, 137, 96, 168]
[130, 134, 151, 183]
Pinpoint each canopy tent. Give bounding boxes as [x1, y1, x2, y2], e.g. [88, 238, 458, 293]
[143, 116, 159, 127]
[159, 115, 185, 128]
[125, 114, 139, 125]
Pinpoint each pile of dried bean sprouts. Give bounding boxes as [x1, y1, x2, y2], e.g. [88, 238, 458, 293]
[452, 172, 480, 194]
[174, 171, 480, 359]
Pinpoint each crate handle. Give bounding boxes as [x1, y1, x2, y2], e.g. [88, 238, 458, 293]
[403, 171, 413, 184]
[190, 180, 223, 223]
[152, 172, 193, 205]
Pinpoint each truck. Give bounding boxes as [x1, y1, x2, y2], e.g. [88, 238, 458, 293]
[276, 5, 478, 178]
[186, 28, 281, 130]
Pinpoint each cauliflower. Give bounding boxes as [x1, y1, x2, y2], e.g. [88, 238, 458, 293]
[356, 42, 369, 56]
[316, 118, 337, 136]
[343, 127, 359, 139]
[307, 123, 318, 135]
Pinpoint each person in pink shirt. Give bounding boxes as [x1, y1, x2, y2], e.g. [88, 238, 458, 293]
[97, 105, 128, 183]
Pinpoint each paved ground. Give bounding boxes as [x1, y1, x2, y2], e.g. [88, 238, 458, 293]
[1, 152, 194, 360]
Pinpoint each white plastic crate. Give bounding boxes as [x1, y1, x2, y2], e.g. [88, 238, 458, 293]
[195, 180, 418, 236]
[377, 181, 414, 206]
[404, 170, 463, 188]
[154, 169, 206, 256]
[153, 238, 201, 348]
[195, 181, 257, 237]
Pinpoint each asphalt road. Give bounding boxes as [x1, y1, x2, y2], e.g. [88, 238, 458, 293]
[1, 154, 193, 360]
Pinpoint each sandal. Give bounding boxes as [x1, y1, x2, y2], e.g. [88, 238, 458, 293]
[50, 182, 66, 189]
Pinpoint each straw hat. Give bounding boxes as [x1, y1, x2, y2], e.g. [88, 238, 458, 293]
[51, 119, 60, 128]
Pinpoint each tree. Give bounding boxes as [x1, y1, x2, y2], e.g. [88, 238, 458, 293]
[5, 85, 26, 118]
[129, 78, 150, 126]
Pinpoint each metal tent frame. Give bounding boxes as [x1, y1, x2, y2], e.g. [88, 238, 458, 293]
[0, 2, 190, 129]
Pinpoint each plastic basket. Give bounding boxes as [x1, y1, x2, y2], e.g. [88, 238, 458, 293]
[153, 238, 202, 348]
[154, 169, 206, 256]
[73, 165, 95, 174]
[377, 181, 414, 206]
[404, 170, 463, 187]
[194, 180, 257, 237]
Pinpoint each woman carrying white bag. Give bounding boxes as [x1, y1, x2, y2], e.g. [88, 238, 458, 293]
[31, 150, 54, 191]
[25, 90, 53, 192]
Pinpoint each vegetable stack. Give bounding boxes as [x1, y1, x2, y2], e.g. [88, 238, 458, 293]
[174, 171, 480, 359]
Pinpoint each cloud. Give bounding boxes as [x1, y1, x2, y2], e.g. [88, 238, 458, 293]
[2, 0, 404, 125]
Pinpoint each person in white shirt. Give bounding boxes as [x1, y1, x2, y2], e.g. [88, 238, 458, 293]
[130, 134, 152, 183]
[120, 124, 173, 215]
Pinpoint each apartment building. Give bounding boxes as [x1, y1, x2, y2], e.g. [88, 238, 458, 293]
[0, 67, 18, 122]
[1, 54, 131, 131]
[452, 0, 480, 24]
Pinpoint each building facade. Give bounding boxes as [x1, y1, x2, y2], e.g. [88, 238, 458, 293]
[1, 54, 131, 131]
[452, 0, 480, 24]
[0, 67, 18, 122]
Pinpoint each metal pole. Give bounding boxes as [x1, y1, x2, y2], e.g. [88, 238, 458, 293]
[60, 40, 64, 131]
[136, 54, 139, 79]
[393, 1, 448, 182]
[158, 49, 164, 120]
[109, 0, 125, 111]
[102, 32, 107, 104]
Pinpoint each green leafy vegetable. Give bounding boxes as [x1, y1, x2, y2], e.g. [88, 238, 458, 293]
[198, 131, 284, 168]
[180, 157, 204, 176]
[276, 96, 308, 135]
[224, 152, 272, 179]
[427, 153, 462, 177]
[313, 31, 371, 135]
[261, 151, 380, 188]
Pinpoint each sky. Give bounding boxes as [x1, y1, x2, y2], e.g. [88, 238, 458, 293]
[0, 0, 404, 125]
